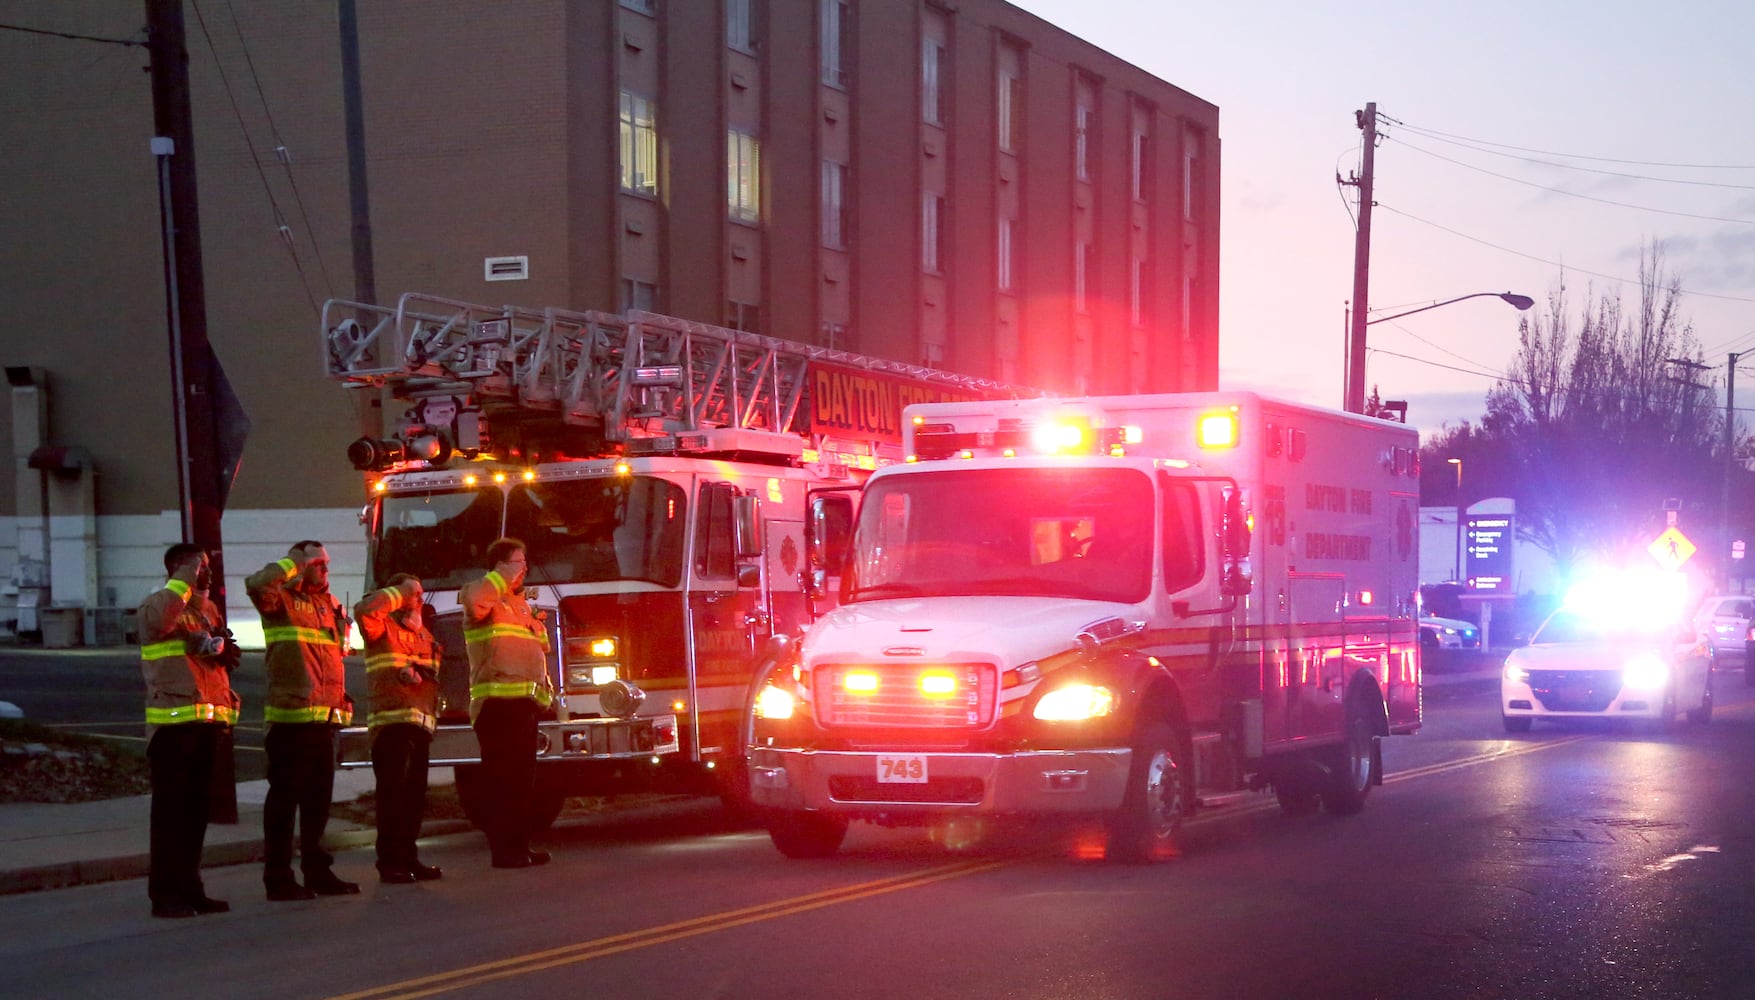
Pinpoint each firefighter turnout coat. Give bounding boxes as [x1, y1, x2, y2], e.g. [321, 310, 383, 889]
[139, 566, 240, 736]
[353, 586, 441, 739]
[246, 558, 353, 725]
[459, 569, 553, 721]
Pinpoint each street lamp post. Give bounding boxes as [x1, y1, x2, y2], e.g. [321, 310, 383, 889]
[1448, 458, 1464, 581]
[1345, 292, 1535, 413]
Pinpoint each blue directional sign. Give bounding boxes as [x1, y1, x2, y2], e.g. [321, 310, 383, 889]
[1464, 515, 1515, 595]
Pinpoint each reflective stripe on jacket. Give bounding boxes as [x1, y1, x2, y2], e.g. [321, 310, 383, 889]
[247, 557, 353, 726]
[139, 573, 240, 737]
[354, 586, 442, 736]
[459, 569, 553, 721]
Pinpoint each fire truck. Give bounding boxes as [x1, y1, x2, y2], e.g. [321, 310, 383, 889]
[746, 392, 1423, 860]
[319, 292, 1030, 830]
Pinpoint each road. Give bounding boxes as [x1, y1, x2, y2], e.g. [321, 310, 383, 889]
[2, 656, 1752, 998]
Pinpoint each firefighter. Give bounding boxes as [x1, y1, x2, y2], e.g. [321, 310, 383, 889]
[461, 536, 555, 868]
[139, 543, 242, 918]
[354, 573, 443, 883]
[246, 540, 360, 900]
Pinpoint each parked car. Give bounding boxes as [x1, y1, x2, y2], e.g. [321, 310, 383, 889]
[1502, 607, 1712, 733]
[1419, 614, 1479, 650]
[1691, 594, 1753, 663]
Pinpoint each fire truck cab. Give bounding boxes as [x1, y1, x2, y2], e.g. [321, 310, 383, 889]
[747, 391, 1422, 860]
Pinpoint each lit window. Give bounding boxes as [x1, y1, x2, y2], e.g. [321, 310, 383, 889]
[998, 70, 1018, 151]
[998, 218, 1015, 292]
[922, 39, 945, 125]
[619, 92, 658, 196]
[727, 130, 761, 222]
[922, 193, 945, 274]
[822, 160, 848, 249]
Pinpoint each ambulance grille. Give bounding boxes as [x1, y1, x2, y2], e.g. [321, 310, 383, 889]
[813, 662, 997, 729]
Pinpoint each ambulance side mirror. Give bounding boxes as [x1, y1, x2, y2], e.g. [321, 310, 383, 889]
[1220, 487, 1253, 597]
[805, 493, 854, 598]
[732, 495, 763, 559]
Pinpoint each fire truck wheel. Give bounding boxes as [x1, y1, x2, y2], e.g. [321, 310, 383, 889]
[1273, 770, 1321, 817]
[529, 783, 567, 834]
[453, 764, 491, 831]
[1320, 704, 1377, 816]
[765, 810, 849, 859]
[1105, 721, 1187, 863]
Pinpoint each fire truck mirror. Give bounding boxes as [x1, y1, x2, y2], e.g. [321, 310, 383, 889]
[733, 495, 764, 559]
[737, 563, 762, 589]
[807, 493, 854, 573]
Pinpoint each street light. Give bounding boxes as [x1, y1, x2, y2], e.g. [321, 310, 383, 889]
[1345, 292, 1535, 413]
[1448, 458, 1464, 581]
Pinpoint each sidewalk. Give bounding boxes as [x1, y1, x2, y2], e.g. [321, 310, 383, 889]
[0, 766, 470, 896]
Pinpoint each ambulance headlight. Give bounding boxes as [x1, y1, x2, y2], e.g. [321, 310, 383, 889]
[754, 684, 796, 720]
[1032, 683, 1116, 721]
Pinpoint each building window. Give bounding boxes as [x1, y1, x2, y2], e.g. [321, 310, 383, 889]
[922, 39, 945, 125]
[1131, 127, 1149, 203]
[922, 193, 945, 274]
[620, 92, 658, 196]
[1074, 241, 1090, 314]
[998, 218, 1015, 292]
[1183, 126, 1201, 222]
[998, 69, 1021, 152]
[822, 159, 848, 249]
[727, 0, 753, 52]
[1074, 91, 1095, 181]
[727, 130, 761, 223]
[821, 0, 849, 88]
[726, 300, 761, 333]
[621, 278, 658, 313]
[621, 0, 657, 13]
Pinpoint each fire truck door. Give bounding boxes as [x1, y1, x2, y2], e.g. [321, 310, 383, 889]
[689, 481, 759, 759]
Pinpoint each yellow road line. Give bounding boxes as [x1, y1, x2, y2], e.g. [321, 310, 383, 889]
[328, 857, 1015, 1000]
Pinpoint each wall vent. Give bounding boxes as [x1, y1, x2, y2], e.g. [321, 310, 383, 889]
[484, 256, 529, 281]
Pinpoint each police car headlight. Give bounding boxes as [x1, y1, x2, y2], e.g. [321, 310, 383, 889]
[1032, 683, 1115, 721]
[1503, 662, 1530, 685]
[1621, 655, 1669, 690]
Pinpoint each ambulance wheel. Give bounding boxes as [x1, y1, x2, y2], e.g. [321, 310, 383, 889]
[766, 811, 849, 858]
[1105, 721, 1188, 863]
[1320, 703, 1378, 816]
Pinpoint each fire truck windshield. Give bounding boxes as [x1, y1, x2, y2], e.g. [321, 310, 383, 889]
[844, 467, 1154, 604]
[370, 476, 688, 590]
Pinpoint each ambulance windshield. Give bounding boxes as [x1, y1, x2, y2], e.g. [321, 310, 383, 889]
[844, 467, 1154, 604]
[370, 476, 688, 590]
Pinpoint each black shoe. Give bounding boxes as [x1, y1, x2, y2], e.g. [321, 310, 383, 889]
[152, 902, 197, 919]
[492, 849, 551, 869]
[306, 872, 361, 896]
[410, 863, 443, 881]
[191, 896, 230, 914]
[378, 869, 417, 885]
[266, 881, 317, 902]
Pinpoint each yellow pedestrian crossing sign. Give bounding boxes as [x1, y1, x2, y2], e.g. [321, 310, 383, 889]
[1648, 527, 1696, 571]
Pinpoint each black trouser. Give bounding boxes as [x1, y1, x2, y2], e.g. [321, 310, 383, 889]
[148, 722, 225, 906]
[371, 723, 432, 872]
[263, 722, 340, 882]
[473, 698, 539, 862]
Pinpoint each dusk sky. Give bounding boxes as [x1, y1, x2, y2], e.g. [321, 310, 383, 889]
[1011, 0, 1755, 437]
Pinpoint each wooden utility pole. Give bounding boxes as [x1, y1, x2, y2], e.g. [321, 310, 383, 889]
[1723, 352, 1740, 591]
[1343, 103, 1377, 414]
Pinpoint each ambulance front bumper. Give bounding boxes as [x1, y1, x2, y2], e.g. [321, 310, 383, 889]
[748, 745, 1132, 815]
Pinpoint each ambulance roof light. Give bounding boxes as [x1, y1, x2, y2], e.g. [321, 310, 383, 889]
[1198, 410, 1240, 449]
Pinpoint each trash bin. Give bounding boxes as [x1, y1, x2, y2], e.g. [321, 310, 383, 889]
[41, 606, 84, 648]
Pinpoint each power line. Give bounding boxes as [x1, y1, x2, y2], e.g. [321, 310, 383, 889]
[1387, 128, 1755, 192]
[1378, 113, 1755, 171]
[0, 22, 145, 46]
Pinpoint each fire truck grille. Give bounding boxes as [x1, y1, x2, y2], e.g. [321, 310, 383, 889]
[1528, 670, 1618, 712]
[827, 775, 985, 805]
[813, 663, 997, 729]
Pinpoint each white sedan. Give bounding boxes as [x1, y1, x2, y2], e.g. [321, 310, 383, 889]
[1501, 608, 1714, 732]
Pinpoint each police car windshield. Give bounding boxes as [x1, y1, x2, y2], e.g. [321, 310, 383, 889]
[845, 467, 1154, 604]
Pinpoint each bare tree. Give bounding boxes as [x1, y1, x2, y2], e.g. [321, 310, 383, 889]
[1480, 242, 1719, 581]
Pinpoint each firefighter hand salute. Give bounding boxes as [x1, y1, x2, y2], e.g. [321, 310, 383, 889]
[247, 540, 361, 901]
[355, 573, 443, 884]
[461, 537, 556, 869]
[139, 543, 240, 919]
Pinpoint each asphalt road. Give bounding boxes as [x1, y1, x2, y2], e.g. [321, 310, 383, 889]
[2, 660, 1751, 998]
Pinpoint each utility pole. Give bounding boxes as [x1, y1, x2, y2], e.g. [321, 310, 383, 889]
[1342, 102, 1376, 414]
[1724, 351, 1741, 592]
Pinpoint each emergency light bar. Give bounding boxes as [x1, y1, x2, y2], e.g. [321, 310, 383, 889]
[909, 416, 1142, 461]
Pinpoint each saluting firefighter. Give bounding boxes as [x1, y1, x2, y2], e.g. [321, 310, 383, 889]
[461, 537, 556, 868]
[246, 540, 360, 900]
[353, 573, 443, 883]
[139, 543, 242, 919]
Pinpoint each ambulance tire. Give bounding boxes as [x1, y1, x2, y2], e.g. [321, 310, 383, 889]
[766, 810, 849, 859]
[1105, 720, 1188, 864]
[1320, 703, 1377, 816]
